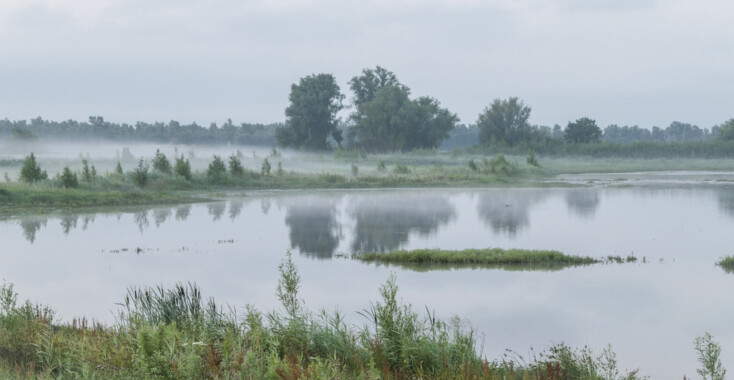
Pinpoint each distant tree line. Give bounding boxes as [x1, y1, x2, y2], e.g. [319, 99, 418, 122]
[0, 117, 280, 145]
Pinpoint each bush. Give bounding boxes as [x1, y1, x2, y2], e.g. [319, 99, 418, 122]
[276, 161, 284, 176]
[115, 161, 124, 175]
[133, 159, 149, 187]
[174, 155, 191, 180]
[485, 154, 517, 175]
[351, 163, 359, 177]
[151, 149, 172, 175]
[228, 155, 244, 177]
[695, 332, 726, 380]
[60, 166, 78, 188]
[19, 153, 47, 183]
[261, 158, 271, 176]
[81, 159, 96, 182]
[207, 155, 227, 182]
[393, 164, 411, 174]
[527, 152, 540, 167]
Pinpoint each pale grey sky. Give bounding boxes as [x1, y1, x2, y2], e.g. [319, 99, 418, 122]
[0, 0, 732, 128]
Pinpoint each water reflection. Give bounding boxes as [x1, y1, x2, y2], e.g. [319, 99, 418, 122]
[477, 190, 547, 236]
[229, 200, 244, 220]
[349, 194, 455, 253]
[208, 203, 226, 221]
[152, 208, 172, 227]
[716, 187, 734, 218]
[60, 215, 78, 235]
[565, 189, 601, 218]
[133, 211, 149, 232]
[175, 205, 191, 221]
[282, 196, 341, 258]
[20, 218, 46, 244]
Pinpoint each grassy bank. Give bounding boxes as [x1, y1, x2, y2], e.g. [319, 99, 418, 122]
[0, 252, 652, 380]
[356, 248, 600, 272]
[0, 184, 204, 213]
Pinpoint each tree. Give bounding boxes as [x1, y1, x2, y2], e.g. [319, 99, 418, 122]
[207, 155, 227, 182]
[347, 67, 457, 151]
[133, 159, 149, 187]
[228, 154, 245, 177]
[173, 155, 191, 180]
[476, 97, 531, 146]
[152, 149, 172, 174]
[19, 153, 48, 183]
[564, 117, 601, 144]
[276, 73, 344, 150]
[717, 118, 734, 141]
[60, 166, 78, 188]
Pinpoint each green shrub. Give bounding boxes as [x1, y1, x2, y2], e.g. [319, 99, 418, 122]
[261, 158, 271, 176]
[695, 332, 726, 380]
[115, 161, 124, 175]
[151, 149, 172, 175]
[19, 153, 47, 183]
[60, 166, 78, 189]
[174, 155, 191, 180]
[133, 159, 149, 187]
[228, 155, 244, 177]
[81, 159, 96, 182]
[207, 155, 227, 182]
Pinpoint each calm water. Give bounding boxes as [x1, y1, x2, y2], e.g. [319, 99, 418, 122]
[3, 185, 734, 377]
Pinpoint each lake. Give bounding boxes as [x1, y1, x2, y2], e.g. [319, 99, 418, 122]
[2, 183, 734, 377]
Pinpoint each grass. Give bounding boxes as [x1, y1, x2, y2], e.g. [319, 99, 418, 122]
[716, 256, 734, 273]
[0, 253, 651, 380]
[356, 248, 600, 271]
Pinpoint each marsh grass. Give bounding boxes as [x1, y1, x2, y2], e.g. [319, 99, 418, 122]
[0, 254, 651, 379]
[357, 248, 599, 271]
[716, 256, 734, 273]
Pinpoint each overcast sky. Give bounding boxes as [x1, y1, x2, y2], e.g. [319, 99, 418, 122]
[0, 0, 732, 129]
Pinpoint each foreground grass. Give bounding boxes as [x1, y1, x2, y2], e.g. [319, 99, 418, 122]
[0, 253, 650, 380]
[356, 248, 600, 272]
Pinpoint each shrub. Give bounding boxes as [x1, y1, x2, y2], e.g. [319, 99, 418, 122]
[527, 152, 540, 167]
[115, 161, 124, 175]
[376, 160, 386, 172]
[261, 158, 271, 176]
[151, 149, 172, 175]
[276, 161, 284, 176]
[60, 166, 78, 188]
[19, 153, 47, 183]
[174, 155, 191, 180]
[207, 155, 227, 182]
[81, 159, 96, 182]
[228, 155, 245, 177]
[393, 164, 411, 174]
[133, 159, 149, 187]
[351, 163, 359, 177]
[695, 332, 726, 380]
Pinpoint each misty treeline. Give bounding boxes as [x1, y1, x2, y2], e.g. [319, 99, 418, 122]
[3, 64, 734, 156]
[0, 117, 280, 146]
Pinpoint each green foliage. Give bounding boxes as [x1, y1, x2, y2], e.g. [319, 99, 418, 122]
[276, 161, 284, 176]
[173, 155, 191, 180]
[276, 73, 344, 150]
[81, 159, 96, 182]
[151, 149, 172, 175]
[565, 117, 602, 144]
[351, 163, 359, 177]
[348, 66, 457, 151]
[694, 332, 726, 380]
[10, 126, 37, 140]
[19, 153, 48, 183]
[527, 152, 540, 167]
[60, 166, 78, 189]
[393, 164, 411, 174]
[207, 155, 227, 182]
[717, 118, 734, 141]
[468, 159, 478, 172]
[115, 161, 124, 175]
[276, 251, 302, 318]
[261, 158, 271, 176]
[716, 256, 734, 273]
[376, 160, 386, 172]
[485, 154, 517, 175]
[477, 97, 531, 146]
[228, 154, 244, 177]
[133, 159, 149, 187]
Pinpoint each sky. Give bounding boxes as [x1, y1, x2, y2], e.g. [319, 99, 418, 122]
[0, 0, 732, 129]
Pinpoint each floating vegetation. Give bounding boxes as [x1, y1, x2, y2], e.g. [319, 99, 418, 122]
[356, 248, 599, 271]
[716, 255, 734, 273]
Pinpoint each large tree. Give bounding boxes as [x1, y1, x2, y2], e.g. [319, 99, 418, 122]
[476, 97, 531, 146]
[564, 117, 601, 144]
[347, 67, 457, 151]
[276, 73, 344, 150]
[716, 118, 734, 141]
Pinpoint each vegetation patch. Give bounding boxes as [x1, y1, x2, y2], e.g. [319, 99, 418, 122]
[357, 248, 600, 271]
[716, 255, 734, 273]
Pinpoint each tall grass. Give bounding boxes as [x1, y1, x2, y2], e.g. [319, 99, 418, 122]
[0, 255, 659, 379]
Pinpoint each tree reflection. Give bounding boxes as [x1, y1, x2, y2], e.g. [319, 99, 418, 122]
[477, 190, 547, 237]
[717, 187, 734, 218]
[565, 188, 601, 218]
[229, 200, 244, 220]
[152, 208, 172, 227]
[208, 203, 226, 221]
[175, 205, 191, 221]
[60, 215, 78, 235]
[350, 194, 455, 253]
[20, 218, 47, 243]
[282, 196, 341, 259]
[134, 211, 149, 232]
